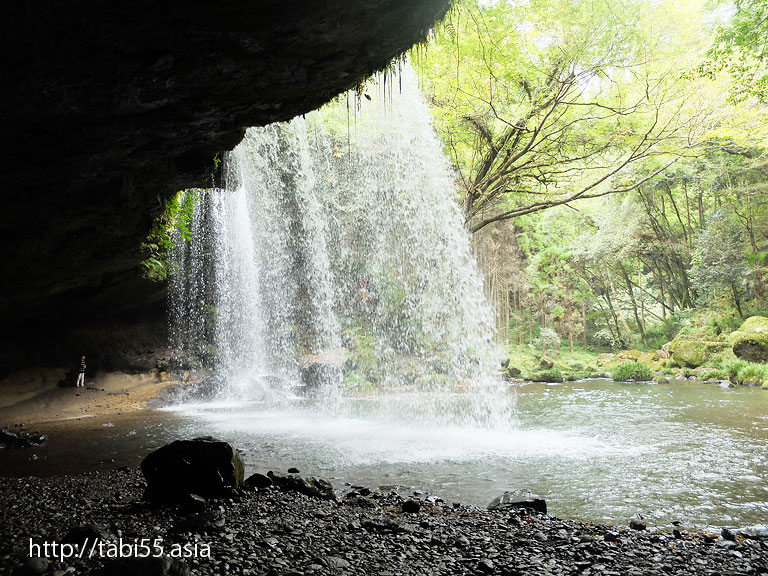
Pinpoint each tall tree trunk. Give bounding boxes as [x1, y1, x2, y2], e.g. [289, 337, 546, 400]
[621, 265, 647, 346]
[697, 192, 704, 228]
[609, 279, 632, 344]
[603, 291, 622, 343]
[529, 307, 533, 346]
[731, 282, 744, 318]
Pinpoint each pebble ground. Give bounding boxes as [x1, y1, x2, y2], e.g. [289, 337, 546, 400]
[0, 468, 765, 576]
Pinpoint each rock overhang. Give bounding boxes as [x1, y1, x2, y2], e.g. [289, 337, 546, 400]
[0, 0, 451, 339]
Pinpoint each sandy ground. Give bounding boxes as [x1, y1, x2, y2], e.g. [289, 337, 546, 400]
[0, 367, 185, 427]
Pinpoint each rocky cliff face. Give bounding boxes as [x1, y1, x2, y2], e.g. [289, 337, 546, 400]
[0, 1, 449, 367]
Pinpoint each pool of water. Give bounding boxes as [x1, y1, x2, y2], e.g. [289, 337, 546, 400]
[3, 379, 767, 529]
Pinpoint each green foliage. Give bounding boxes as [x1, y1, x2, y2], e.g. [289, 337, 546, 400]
[724, 357, 747, 381]
[690, 209, 753, 313]
[699, 367, 726, 381]
[592, 329, 622, 350]
[611, 362, 654, 382]
[414, 0, 768, 359]
[343, 370, 376, 393]
[141, 189, 200, 282]
[709, 314, 744, 336]
[416, 0, 716, 234]
[342, 327, 381, 384]
[702, 0, 768, 103]
[644, 319, 680, 350]
[723, 357, 768, 384]
[737, 362, 768, 385]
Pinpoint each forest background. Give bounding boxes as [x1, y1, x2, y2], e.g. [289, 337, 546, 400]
[413, 0, 768, 383]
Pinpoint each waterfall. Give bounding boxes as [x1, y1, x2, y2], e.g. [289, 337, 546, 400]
[170, 64, 513, 428]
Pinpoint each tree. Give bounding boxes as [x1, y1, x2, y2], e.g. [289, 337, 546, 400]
[703, 0, 768, 103]
[690, 209, 752, 316]
[415, 0, 718, 233]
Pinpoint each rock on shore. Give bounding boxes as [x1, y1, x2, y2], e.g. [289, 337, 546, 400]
[0, 468, 765, 576]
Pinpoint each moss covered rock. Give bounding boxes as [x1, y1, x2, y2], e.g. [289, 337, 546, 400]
[668, 337, 709, 368]
[596, 353, 616, 366]
[731, 316, 768, 363]
[505, 365, 523, 379]
[638, 351, 664, 372]
[528, 368, 564, 383]
[538, 356, 556, 370]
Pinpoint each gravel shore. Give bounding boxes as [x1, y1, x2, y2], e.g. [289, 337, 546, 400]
[1, 467, 765, 576]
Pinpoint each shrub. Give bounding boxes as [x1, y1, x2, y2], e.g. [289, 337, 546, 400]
[736, 363, 768, 386]
[723, 358, 768, 385]
[593, 328, 622, 349]
[644, 318, 680, 350]
[723, 358, 747, 382]
[699, 368, 726, 381]
[611, 362, 653, 382]
[536, 327, 561, 354]
[709, 314, 742, 336]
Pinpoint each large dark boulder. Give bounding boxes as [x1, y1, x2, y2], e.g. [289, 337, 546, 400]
[141, 437, 244, 503]
[301, 361, 343, 392]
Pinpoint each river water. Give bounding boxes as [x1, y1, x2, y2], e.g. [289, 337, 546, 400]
[6, 379, 765, 530]
[162, 379, 768, 530]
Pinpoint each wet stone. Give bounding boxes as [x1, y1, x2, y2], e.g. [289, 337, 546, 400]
[455, 535, 471, 548]
[629, 514, 647, 531]
[325, 556, 351, 569]
[478, 558, 495, 573]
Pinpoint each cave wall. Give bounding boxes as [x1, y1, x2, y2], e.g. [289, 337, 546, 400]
[0, 1, 450, 369]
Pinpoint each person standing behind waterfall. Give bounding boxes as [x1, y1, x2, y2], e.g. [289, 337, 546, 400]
[76, 355, 86, 387]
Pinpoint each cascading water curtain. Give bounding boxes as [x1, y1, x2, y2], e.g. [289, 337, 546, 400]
[170, 63, 515, 428]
